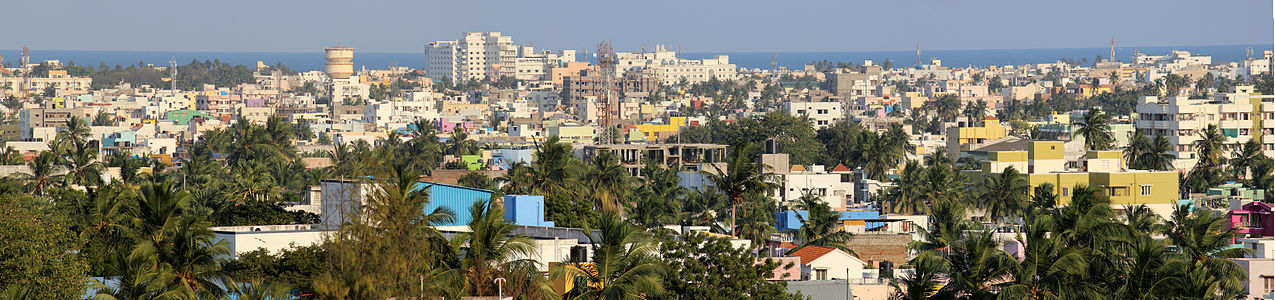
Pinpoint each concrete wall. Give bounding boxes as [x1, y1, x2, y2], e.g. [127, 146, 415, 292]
[844, 234, 911, 267]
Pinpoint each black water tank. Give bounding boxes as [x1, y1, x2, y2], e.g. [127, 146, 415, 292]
[569, 246, 588, 263]
[879, 261, 894, 278]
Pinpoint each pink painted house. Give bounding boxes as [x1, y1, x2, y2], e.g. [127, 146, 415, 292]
[1230, 201, 1273, 241]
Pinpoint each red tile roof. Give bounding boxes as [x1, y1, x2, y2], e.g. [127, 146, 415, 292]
[983, 116, 1000, 120]
[831, 164, 852, 172]
[790, 245, 836, 264]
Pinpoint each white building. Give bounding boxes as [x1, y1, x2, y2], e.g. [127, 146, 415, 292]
[613, 45, 738, 85]
[785, 101, 844, 129]
[773, 165, 855, 211]
[1135, 86, 1274, 170]
[791, 245, 868, 281]
[211, 224, 330, 259]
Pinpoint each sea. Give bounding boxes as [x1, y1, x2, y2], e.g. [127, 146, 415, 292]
[1, 44, 1270, 72]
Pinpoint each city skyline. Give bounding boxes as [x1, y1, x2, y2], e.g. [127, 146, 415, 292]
[8, 0, 1272, 53]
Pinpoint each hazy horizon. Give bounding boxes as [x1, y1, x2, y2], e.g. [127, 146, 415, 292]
[7, 0, 1271, 53]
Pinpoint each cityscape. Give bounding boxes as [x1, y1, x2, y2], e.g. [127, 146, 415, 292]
[0, 1, 1273, 300]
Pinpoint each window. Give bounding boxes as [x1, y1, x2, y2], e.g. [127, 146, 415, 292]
[1141, 185, 1153, 196]
[815, 269, 828, 280]
[1061, 187, 1070, 197]
[1263, 275, 1274, 296]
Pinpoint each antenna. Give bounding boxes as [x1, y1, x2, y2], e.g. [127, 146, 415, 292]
[596, 41, 616, 144]
[169, 57, 177, 92]
[20, 46, 30, 99]
[1110, 37, 1116, 62]
[915, 42, 921, 67]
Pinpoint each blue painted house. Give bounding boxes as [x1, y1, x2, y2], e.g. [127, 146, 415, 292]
[775, 209, 883, 231]
[415, 182, 496, 226]
[503, 195, 554, 227]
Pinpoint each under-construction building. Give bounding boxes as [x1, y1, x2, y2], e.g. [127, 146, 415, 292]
[560, 68, 659, 106]
[581, 143, 727, 177]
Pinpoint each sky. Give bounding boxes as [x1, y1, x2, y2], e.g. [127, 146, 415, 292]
[7, 0, 1273, 53]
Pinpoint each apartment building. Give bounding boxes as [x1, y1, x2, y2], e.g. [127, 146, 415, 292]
[969, 141, 1179, 208]
[1135, 86, 1274, 170]
[18, 107, 91, 140]
[785, 101, 843, 129]
[613, 45, 739, 85]
[425, 32, 573, 82]
[581, 143, 727, 177]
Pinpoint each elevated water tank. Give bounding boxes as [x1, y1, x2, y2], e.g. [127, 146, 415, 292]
[324, 46, 354, 79]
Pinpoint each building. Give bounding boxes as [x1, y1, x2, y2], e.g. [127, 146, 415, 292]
[789, 245, 868, 281]
[946, 116, 1009, 160]
[785, 101, 843, 129]
[967, 141, 1179, 209]
[613, 45, 738, 85]
[320, 179, 495, 228]
[211, 224, 329, 259]
[425, 32, 514, 81]
[560, 69, 658, 106]
[581, 143, 727, 177]
[1135, 87, 1274, 170]
[19, 107, 90, 140]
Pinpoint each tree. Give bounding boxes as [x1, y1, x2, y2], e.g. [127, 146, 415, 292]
[703, 143, 777, 235]
[1145, 134, 1176, 171]
[1163, 204, 1250, 299]
[1074, 107, 1114, 151]
[456, 171, 495, 191]
[583, 151, 634, 212]
[0, 195, 88, 299]
[1123, 131, 1151, 170]
[942, 230, 1016, 298]
[631, 161, 686, 229]
[977, 166, 1029, 224]
[788, 192, 854, 254]
[555, 210, 664, 299]
[453, 198, 552, 298]
[1230, 139, 1268, 183]
[890, 252, 952, 300]
[657, 232, 802, 300]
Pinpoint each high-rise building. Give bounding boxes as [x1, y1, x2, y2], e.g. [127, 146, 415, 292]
[424, 32, 574, 83]
[1135, 85, 1275, 170]
[613, 45, 738, 85]
[425, 32, 517, 82]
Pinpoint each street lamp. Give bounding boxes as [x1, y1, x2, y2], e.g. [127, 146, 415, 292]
[494, 277, 507, 299]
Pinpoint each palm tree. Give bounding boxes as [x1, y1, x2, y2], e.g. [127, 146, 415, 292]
[447, 127, 479, 156]
[861, 131, 904, 182]
[1230, 138, 1266, 182]
[0, 146, 22, 165]
[230, 280, 293, 300]
[934, 94, 962, 122]
[999, 215, 1099, 299]
[909, 200, 974, 253]
[582, 151, 633, 212]
[1030, 182, 1058, 210]
[943, 230, 1017, 298]
[453, 198, 551, 298]
[1074, 108, 1114, 151]
[60, 138, 104, 189]
[631, 162, 685, 228]
[495, 161, 535, 195]
[788, 192, 854, 254]
[1192, 124, 1228, 170]
[1121, 204, 1162, 235]
[680, 186, 726, 227]
[556, 210, 664, 299]
[140, 216, 231, 297]
[977, 166, 1029, 224]
[95, 253, 188, 300]
[890, 252, 953, 300]
[1145, 134, 1176, 171]
[881, 161, 926, 214]
[24, 150, 63, 195]
[1123, 132, 1151, 169]
[703, 143, 776, 235]
[1114, 236, 1188, 300]
[1163, 204, 1250, 299]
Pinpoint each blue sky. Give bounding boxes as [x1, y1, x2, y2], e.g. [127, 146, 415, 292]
[9, 0, 1273, 53]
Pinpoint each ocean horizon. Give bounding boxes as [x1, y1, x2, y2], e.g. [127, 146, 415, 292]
[2, 44, 1269, 74]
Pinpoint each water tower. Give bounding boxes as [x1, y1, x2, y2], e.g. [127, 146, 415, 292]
[324, 46, 354, 79]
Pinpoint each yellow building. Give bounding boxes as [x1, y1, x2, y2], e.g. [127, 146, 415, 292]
[946, 116, 1007, 160]
[548, 124, 596, 144]
[970, 141, 1179, 206]
[632, 117, 686, 142]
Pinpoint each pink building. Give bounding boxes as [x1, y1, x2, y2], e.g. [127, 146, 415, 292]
[1231, 201, 1274, 241]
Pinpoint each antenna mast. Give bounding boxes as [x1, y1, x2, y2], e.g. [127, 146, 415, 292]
[596, 41, 616, 144]
[1110, 38, 1116, 62]
[20, 46, 30, 99]
[169, 57, 177, 92]
[915, 42, 921, 67]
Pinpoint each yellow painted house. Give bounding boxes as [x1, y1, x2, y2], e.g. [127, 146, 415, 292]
[946, 116, 1007, 159]
[632, 117, 686, 142]
[970, 141, 1179, 205]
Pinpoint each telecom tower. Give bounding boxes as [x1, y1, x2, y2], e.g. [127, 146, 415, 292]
[20, 46, 30, 99]
[1110, 38, 1116, 62]
[915, 43, 921, 67]
[595, 41, 616, 144]
[169, 57, 178, 92]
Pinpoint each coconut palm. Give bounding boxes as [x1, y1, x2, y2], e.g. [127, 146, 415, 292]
[1074, 108, 1114, 151]
[944, 230, 1017, 298]
[452, 198, 551, 298]
[555, 210, 664, 299]
[0, 146, 22, 165]
[631, 162, 685, 228]
[788, 192, 854, 254]
[1231, 138, 1266, 182]
[1114, 236, 1188, 300]
[1121, 204, 1162, 235]
[1192, 124, 1228, 170]
[703, 143, 777, 235]
[860, 131, 904, 182]
[1030, 182, 1058, 210]
[230, 280, 293, 300]
[881, 160, 926, 214]
[60, 138, 104, 189]
[909, 200, 974, 253]
[977, 166, 1029, 224]
[582, 151, 633, 212]
[999, 215, 1100, 299]
[495, 161, 535, 195]
[137, 216, 231, 297]
[447, 127, 479, 156]
[24, 150, 63, 195]
[1123, 132, 1151, 169]
[1145, 134, 1176, 171]
[681, 186, 726, 227]
[890, 252, 953, 300]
